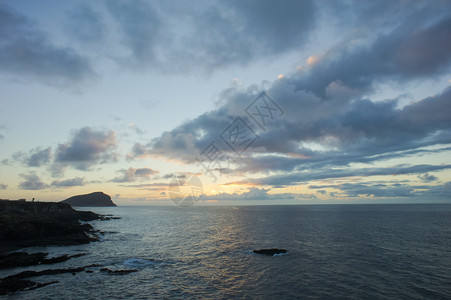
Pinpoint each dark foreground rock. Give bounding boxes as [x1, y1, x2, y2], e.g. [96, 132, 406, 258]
[0, 252, 87, 269]
[253, 248, 288, 256]
[0, 199, 107, 254]
[0, 278, 58, 295]
[0, 264, 101, 295]
[61, 192, 117, 207]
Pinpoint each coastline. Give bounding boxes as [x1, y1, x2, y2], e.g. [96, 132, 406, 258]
[0, 199, 119, 295]
[0, 199, 107, 255]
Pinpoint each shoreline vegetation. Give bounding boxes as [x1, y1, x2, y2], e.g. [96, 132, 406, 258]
[0, 195, 123, 295]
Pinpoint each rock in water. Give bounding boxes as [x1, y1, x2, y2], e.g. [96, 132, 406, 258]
[252, 248, 287, 256]
[61, 192, 116, 207]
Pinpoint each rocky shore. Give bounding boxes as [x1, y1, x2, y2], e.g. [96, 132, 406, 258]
[0, 199, 107, 254]
[0, 199, 121, 295]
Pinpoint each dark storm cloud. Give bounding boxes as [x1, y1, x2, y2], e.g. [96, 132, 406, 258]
[0, 4, 94, 86]
[111, 167, 159, 183]
[54, 127, 117, 172]
[18, 172, 48, 190]
[51, 177, 86, 188]
[13, 147, 52, 167]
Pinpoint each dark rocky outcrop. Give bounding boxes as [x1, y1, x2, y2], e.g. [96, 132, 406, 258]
[0, 252, 87, 270]
[61, 192, 117, 207]
[100, 267, 138, 275]
[0, 199, 105, 254]
[0, 264, 101, 295]
[0, 278, 58, 295]
[253, 248, 288, 256]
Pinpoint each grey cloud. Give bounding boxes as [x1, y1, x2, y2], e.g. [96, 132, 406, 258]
[55, 127, 117, 171]
[0, 125, 6, 140]
[417, 173, 438, 183]
[65, 4, 106, 44]
[223, 0, 316, 52]
[111, 167, 159, 183]
[106, 0, 162, 67]
[0, 4, 95, 87]
[0, 183, 7, 190]
[18, 172, 48, 190]
[13, 147, 52, 167]
[202, 187, 299, 201]
[245, 164, 451, 187]
[51, 177, 86, 188]
[309, 181, 451, 201]
[103, 0, 316, 72]
[121, 182, 169, 189]
[292, 12, 451, 96]
[134, 82, 451, 177]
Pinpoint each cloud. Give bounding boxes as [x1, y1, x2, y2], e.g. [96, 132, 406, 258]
[133, 82, 451, 180]
[133, 3, 451, 179]
[64, 4, 106, 44]
[102, 0, 316, 72]
[51, 177, 86, 188]
[0, 4, 95, 87]
[18, 172, 48, 190]
[202, 187, 302, 201]
[111, 167, 159, 183]
[0, 125, 6, 140]
[106, 0, 162, 67]
[13, 147, 52, 167]
[243, 164, 451, 187]
[54, 127, 117, 172]
[308, 180, 451, 201]
[417, 173, 438, 183]
[293, 13, 451, 96]
[0, 183, 7, 190]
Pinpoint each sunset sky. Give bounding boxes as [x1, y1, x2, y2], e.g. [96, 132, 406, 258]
[1, 0, 450, 205]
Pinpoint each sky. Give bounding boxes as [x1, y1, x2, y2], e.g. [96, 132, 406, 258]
[0, 0, 451, 206]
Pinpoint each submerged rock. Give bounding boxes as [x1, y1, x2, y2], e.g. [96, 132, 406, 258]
[252, 248, 288, 256]
[100, 268, 138, 275]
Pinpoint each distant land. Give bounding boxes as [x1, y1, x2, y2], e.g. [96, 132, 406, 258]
[61, 192, 117, 207]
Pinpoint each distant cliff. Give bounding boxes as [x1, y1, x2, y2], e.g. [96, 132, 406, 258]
[61, 192, 117, 207]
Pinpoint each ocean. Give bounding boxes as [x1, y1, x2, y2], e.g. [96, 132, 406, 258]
[2, 204, 451, 299]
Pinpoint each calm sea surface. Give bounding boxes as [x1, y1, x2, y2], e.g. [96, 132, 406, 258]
[2, 204, 451, 299]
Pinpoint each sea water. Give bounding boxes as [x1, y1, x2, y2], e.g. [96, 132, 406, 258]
[2, 204, 451, 299]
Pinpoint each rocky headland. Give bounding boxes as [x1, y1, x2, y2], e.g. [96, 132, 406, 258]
[61, 192, 117, 207]
[0, 199, 106, 254]
[0, 196, 122, 295]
